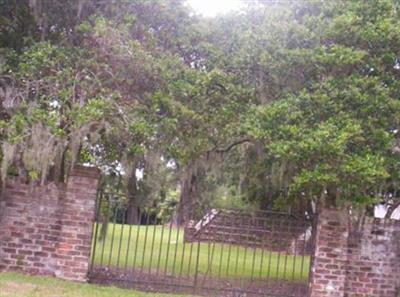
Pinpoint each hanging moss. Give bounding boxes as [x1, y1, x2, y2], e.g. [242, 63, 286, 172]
[1, 142, 16, 183]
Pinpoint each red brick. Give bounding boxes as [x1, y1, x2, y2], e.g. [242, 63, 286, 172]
[310, 208, 400, 297]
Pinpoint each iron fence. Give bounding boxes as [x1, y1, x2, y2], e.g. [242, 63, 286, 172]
[89, 191, 315, 297]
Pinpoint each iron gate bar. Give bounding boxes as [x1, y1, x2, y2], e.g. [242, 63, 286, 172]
[217, 240, 224, 278]
[178, 229, 187, 278]
[116, 206, 126, 268]
[89, 193, 314, 297]
[242, 213, 249, 281]
[298, 225, 304, 293]
[90, 190, 102, 272]
[156, 222, 166, 276]
[98, 194, 109, 267]
[299, 236, 306, 281]
[193, 213, 204, 293]
[186, 233, 194, 278]
[131, 208, 142, 271]
[193, 223, 202, 292]
[291, 227, 297, 281]
[266, 218, 273, 279]
[148, 222, 157, 274]
[283, 219, 290, 279]
[124, 220, 133, 269]
[275, 217, 281, 280]
[140, 213, 150, 271]
[225, 240, 232, 277]
[242, 214, 250, 289]
[258, 234, 265, 280]
[209, 238, 216, 276]
[250, 240, 257, 281]
[163, 217, 174, 277]
[250, 215, 258, 282]
[217, 213, 226, 278]
[234, 238, 240, 277]
[171, 222, 181, 276]
[107, 204, 118, 269]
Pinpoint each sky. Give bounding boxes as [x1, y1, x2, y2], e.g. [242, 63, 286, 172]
[186, 0, 243, 17]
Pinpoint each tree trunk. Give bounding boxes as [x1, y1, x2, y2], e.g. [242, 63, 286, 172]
[178, 166, 197, 226]
[126, 203, 139, 225]
[51, 146, 68, 183]
[326, 185, 338, 208]
[126, 163, 140, 225]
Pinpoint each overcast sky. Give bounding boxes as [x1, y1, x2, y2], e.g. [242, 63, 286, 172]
[186, 0, 243, 17]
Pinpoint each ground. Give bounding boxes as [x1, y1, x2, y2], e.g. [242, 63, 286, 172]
[0, 273, 193, 297]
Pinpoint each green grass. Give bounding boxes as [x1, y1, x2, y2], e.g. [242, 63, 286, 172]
[92, 224, 310, 282]
[0, 272, 193, 297]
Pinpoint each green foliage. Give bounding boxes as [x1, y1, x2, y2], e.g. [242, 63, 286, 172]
[155, 189, 179, 221]
[244, 22, 400, 207]
[0, 41, 118, 182]
[0, 0, 399, 213]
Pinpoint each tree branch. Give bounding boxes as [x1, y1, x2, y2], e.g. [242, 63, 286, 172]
[212, 138, 252, 154]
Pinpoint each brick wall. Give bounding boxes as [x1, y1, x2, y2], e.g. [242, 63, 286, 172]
[0, 165, 99, 282]
[310, 208, 400, 297]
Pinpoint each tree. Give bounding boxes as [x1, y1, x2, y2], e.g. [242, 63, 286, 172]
[244, 0, 400, 212]
[1, 0, 399, 221]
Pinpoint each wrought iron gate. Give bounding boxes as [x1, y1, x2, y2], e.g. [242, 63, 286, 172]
[88, 191, 316, 297]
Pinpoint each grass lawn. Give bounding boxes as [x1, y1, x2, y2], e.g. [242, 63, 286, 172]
[0, 272, 193, 297]
[92, 224, 310, 281]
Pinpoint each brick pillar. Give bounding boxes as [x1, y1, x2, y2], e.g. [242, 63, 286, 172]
[310, 208, 400, 297]
[0, 165, 99, 281]
[345, 217, 400, 297]
[55, 165, 100, 281]
[309, 208, 349, 297]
